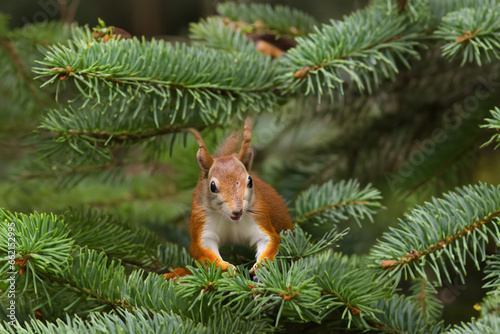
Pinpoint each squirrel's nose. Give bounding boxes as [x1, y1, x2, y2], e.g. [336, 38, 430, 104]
[232, 209, 243, 217]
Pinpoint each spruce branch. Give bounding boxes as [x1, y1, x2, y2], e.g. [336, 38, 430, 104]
[40, 105, 207, 148]
[294, 179, 382, 226]
[64, 208, 159, 267]
[481, 106, 500, 149]
[373, 295, 446, 334]
[0, 20, 72, 111]
[176, 260, 328, 326]
[434, 4, 500, 66]
[484, 253, 500, 292]
[55, 248, 129, 310]
[0, 38, 45, 106]
[278, 0, 500, 100]
[28, 133, 173, 183]
[370, 183, 500, 284]
[0, 20, 71, 128]
[34, 28, 283, 125]
[408, 279, 443, 323]
[213, 272, 265, 317]
[39, 248, 180, 316]
[0, 307, 270, 334]
[278, 225, 349, 260]
[312, 251, 391, 326]
[46, 123, 204, 145]
[0, 308, 203, 334]
[125, 270, 179, 314]
[204, 310, 274, 334]
[280, 5, 424, 98]
[189, 17, 259, 55]
[33, 133, 113, 170]
[216, 2, 318, 37]
[174, 262, 232, 322]
[7, 19, 72, 45]
[252, 259, 325, 325]
[477, 292, 500, 319]
[0, 210, 73, 295]
[171, 263, 268, 323]
[445, 315, 500, 334]
[157, 242, 193, 271]
[37, 271, 116, 312]
[379, 210, 499, 272]
[0, 210, 180, 317]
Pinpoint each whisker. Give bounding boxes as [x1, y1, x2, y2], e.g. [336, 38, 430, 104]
[247, 209, 265, 217]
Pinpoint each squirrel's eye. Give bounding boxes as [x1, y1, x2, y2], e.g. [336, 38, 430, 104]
[247, 176, 253, 188]
[210, 181, 218, 193]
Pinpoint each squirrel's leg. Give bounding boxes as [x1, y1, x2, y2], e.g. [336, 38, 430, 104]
[164, 268, 191, 280]
[190, 238, 236, 271]
[251, 231, 281, 272]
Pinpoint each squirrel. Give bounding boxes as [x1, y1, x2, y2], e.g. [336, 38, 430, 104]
[165, 118, 292, 279]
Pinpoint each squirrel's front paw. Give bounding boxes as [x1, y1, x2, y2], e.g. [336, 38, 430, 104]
[249, 263, 260, 274]
[217, 260, 237, 272]
[250, 258, 273, 274]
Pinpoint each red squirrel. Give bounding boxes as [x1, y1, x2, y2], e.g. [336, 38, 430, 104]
[165, 118, 292, 278]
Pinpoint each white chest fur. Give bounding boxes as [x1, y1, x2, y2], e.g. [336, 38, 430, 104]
[201, 211, 270, 261]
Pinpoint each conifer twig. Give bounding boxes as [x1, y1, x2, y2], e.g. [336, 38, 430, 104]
[39, 272, 123, 310]
[295, 200, 371, 223]
[381, 211, 500, 271]
[47, 124, 206, 145]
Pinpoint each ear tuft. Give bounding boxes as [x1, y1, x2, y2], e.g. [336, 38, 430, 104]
[239, 146, 254, 171]
[237, 117, 254, 170]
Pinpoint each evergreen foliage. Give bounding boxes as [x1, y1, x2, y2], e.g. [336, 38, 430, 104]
[0, 18, 71, 133]
[190, 17, 258, 55]
[216, 2, 318, 37]
[281, 4, 424, 97]
[434, 2, 500, 66]
[370, 183, 500, 284]
[294, 179, 382, 226]
[2, 0, 500, 333]
[482, 107, 500, 149]
[408, 279, 443, 323]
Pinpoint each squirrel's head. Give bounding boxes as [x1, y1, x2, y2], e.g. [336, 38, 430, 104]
[191, 118, 254, 221]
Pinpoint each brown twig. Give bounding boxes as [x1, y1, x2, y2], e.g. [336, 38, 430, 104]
[57, 0, 80, 23]
[66, 0, 80, 23]
[57, 0, 67, 22]
[44, 124, 206, 147]
[0, 38, 47, 106]
[455, 30, 481, 44]
[39, 272, 124, 311]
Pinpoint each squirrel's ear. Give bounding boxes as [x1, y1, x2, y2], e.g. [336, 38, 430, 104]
[188, 129, 213, 172]
[237, 117, 254, 171]
[197, 147, 213, 172]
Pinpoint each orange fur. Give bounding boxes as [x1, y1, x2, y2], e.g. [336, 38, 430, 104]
[164, 268, 191, 280]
